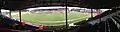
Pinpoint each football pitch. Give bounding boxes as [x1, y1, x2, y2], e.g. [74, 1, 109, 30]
[12, 12, 91, 26]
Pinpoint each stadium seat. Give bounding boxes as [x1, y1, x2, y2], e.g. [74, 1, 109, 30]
[98, 21, 106, 32]
[118, 13, 120, 15]
[88, 9, 118, 22]
[0, 14, 41, 32]
[106, 18, 120, 32]
[114, 16, 120, 20]
[112, 16, 120, 25]
[98, 20, 109, 32]
[85, 8, 120, 32]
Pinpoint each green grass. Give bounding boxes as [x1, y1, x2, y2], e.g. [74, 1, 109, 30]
[12, 13, 91, 26]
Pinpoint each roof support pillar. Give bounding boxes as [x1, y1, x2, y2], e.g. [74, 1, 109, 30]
[9, 10, 12, 18]
[65, 6, 68, 29]
[0, 9, 1, 15]
[84, 8, 85, 13]
[19, 10, 22, 22]
[91, 9, 93, 18]
[65, 0, 68, 31]
[65, 2, 68, 29]
[0, 0, 5, 14]
[0, 5, 2, 14]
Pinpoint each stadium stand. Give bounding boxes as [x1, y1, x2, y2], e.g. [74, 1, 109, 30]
[66, 8, 120, 32]
[0, 14, 44, 32]
[1, 0, 120, 32]
[112, 16, 120, 25]
[82, 9, 120, 32]
[0, 6, 119, 32]
[107, 18, 119, 32]
[88, 9, 119, 21]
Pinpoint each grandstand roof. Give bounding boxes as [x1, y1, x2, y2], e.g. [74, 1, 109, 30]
[0, 0, 120, 10]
